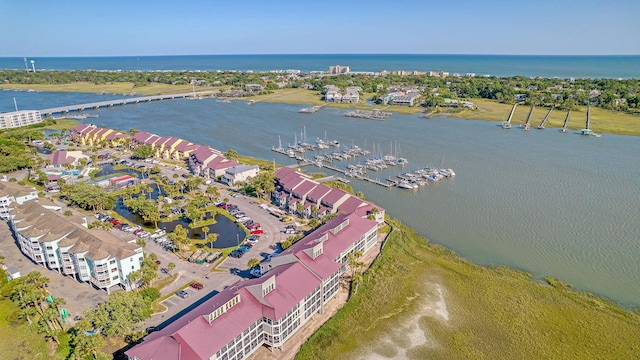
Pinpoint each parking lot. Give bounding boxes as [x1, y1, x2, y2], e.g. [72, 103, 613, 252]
[5, 150, 301, 330]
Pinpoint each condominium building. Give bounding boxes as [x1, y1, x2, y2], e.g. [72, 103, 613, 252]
[0, 110, 42, 129]
[1, 182, 144, 293]
[126, 212, 379, 360]
[0, 181, 39, 219]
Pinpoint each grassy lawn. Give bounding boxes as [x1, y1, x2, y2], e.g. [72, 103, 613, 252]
[42, 119, 80, 131]
[436, 98, 640, 136]
[297, 218, 640, 360]
[0, 300, 51, 359]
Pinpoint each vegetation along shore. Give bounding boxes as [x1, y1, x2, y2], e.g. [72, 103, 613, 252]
[297, 218, 640, 360]
[2, 68, 639, 136]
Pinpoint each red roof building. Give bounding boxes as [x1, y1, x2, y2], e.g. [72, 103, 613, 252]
[126, 169, 384, 360]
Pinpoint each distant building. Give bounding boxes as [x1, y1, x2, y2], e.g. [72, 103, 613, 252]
[324, 85, 360, 104]
[221, 165, 260, 187]
[0, 110, 42, 130]
[328, 65, 350, 75]
[244, 84, 264, 92]
[514, 94, 527, 101]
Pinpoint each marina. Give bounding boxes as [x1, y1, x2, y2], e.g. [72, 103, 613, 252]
[271, 133, 454, 190]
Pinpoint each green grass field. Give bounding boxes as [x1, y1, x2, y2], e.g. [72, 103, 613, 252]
[0, 300, 51, 359]
[296, 218, 640, 360]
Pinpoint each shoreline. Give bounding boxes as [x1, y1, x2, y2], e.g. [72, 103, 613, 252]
[3, 84, 639, 136]
[296, 218, 640, 359]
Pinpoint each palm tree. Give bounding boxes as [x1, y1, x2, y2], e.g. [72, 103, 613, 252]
[167, 262, 176, 274]
[206, 186, 220, 202]
[202, 226, 209, 240]
[247, 258, 260, 269]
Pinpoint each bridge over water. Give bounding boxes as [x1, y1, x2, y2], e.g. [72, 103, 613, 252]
[38, 92, 205, 116]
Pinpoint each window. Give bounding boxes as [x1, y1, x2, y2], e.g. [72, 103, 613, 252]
[48, 253, 55, 257]
[109, 259, 116, 264]
[46, 246, 53, 250]
[111, 268, 117, 272]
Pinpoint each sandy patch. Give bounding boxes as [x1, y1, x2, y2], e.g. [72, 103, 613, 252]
[356, 282, 450, 359]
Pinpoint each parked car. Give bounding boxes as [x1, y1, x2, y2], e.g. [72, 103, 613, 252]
[247, 235, 260, 242]
[237, 216, 250, 223]
[155, 260, 161, 265]
[190, 282, 204, 290]
[238, 245, 251, 253]
[176, 290, 189, 298]
[250, 229, 264, 235]
[248, 223, 261, 230]
[229, 251, 244, 258]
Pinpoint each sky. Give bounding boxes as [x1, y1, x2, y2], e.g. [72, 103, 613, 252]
[1, 0, 639, 57]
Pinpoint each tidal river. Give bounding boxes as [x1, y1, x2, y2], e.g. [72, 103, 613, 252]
[4, 92, 640, 307]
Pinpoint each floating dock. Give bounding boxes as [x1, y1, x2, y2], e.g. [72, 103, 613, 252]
[345, 110, 391, 120]
[299, 105, 322, 114]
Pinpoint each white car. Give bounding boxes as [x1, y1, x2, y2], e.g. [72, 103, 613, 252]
[173, 166, 181, 171]
[236, 216, 251, 223]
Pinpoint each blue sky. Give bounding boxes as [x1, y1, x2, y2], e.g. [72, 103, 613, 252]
[1, 0, 638, 56]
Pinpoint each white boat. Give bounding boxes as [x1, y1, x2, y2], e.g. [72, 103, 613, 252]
[397, 181, 415, 190]
[329, 140, 340, 147]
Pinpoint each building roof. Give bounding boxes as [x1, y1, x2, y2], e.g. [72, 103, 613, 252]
[0, 181, 37, 199]
[225, 164, 259, 175]
[49, 150, 73, 165]
[321, 188, 348, 206]
[11, 201, 140, 261]
[292, 179, 317, 198]
[129, 262, 321, 360]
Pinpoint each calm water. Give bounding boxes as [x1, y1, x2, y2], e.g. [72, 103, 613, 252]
[1, 54, 639, 78]
[1, 91, 639, 307]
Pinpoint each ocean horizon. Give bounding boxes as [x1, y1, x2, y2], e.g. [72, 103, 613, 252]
[1, 54, 639, 79]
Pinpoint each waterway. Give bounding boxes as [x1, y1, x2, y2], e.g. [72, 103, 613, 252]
[1, 91, 639, 307]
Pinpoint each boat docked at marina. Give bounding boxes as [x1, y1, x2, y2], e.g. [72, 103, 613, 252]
[397, 181, 417, 190]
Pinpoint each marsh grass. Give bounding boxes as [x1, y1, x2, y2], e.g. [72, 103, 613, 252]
[297, 218, 640, 359]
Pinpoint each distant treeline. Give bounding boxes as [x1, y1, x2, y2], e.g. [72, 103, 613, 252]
[2, 69, 639, 112]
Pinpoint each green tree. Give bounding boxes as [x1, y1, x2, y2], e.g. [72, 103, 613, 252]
[167, 262, 176, 273]
[206, 233, 218, 247]
[206, 186, 220, 202]
[168, 224, 190, 252]
[86, 291, 154, 337]
[132, 144, 154, 159]
[223, 149, 238, 160]
[62, 183, 116, 211]
[247, 258, 260, 269]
